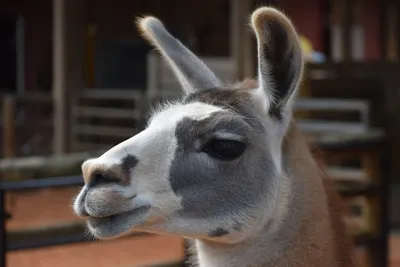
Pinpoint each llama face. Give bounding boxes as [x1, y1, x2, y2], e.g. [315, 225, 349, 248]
[73, 7, 303, 243]
[74, 90, 277, 241]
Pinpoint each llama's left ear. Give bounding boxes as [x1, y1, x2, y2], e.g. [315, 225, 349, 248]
[137, 16, 221, 94]
[250, 7, 304, 118]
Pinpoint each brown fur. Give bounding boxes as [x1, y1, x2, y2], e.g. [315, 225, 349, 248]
[322, 167, 357, 266]
[280, 120, 356, 266]
[187, 78, 356, 266]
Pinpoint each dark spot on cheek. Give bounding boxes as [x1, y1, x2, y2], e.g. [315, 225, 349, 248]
[119, 154, 139, 184]
[121, 155, 139, 173]
[208, 227, 229, 237]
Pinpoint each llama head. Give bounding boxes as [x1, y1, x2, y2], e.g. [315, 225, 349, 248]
[73, 7, 303, 243]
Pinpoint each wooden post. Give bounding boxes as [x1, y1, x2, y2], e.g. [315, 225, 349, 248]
[230, 0, 255, 81]
[230, 0, 243, 80]
[242, 0, 255, 79]
[0, 189, 6, 267]
[53, 0, 66, 155]
[52, 0, 85, 155]
[379, 0, 399, 60]
[386, 0, 399, 60]
[85, 24, 96, 88]
[341, 0, 353, 62]
[2, 95, 16, 159]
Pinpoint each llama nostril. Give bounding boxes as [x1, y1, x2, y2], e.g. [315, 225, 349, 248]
[89, 170, 120, 187]
[94, 173, 105, 183]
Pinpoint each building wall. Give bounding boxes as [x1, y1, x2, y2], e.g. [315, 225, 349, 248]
[0, 0, 385, 92]
[0, 0, 52, 92]
[279, 0, 325, 52]
[86, 0, 230, 56]
[86, 0, 231, 88]
[279, 0, 381, 60]
[363, 0, 381, 60]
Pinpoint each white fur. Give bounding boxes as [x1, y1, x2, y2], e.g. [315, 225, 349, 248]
[75, 101, 224, 219]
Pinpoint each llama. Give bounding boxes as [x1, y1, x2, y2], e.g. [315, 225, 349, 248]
[73, 7, 356, 267]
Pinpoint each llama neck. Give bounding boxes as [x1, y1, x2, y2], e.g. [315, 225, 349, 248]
[194, 181, 335, 267]
[193, 122, 354, 267]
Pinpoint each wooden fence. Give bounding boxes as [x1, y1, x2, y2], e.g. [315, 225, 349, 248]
[0, 150, 189, 267]
[1, 93, 53, 159]
[0, 129, 391, 267]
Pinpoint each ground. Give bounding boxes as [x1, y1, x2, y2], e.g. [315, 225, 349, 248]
[3, 187, 399, 267]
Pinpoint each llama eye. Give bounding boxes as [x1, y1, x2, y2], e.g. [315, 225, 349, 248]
[203, 139, 246, 160]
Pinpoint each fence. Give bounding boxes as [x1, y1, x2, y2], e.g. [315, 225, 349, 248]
[1, 93, 53, 158]
[0, 130, 390, 267]
[0, 174, 190, 267]
[0, 149, 190, 267]
[0, 89, 391, 267]
[0, 175, 84, 266]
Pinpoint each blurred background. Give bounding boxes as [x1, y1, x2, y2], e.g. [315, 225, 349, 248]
[0, 0, 398, 266]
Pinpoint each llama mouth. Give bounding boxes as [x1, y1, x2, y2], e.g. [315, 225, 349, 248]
[87, 205, 151, 238]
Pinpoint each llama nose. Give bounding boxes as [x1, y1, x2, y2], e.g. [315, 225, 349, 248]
[89, 170, 121, 187]
[82, 160, 129, 186]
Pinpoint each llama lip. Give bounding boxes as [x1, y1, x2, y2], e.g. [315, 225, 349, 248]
[87, 205, 151, 230]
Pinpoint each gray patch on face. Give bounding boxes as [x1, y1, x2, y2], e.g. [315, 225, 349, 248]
[208, 227, 229, 237]
[168, 91, 278, 225]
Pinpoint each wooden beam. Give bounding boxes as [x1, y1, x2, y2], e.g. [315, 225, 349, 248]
[386, 0, 399, 60]
[341, 0, 354, 62]
[0, 150, 104, 180]
[230, 0, 242, 80]
[2, 96, 16, 159]
[7, 221, 159, 251]
[52, 0, 85, 154]
[380, 0, 390, 59]
[52, 0, 67, 155]
[380, 0, 400, 60]
[242, 1, 255, 79]
[397, 2, 400, 59]
[72, 106, 142, 120]
[72, 125, 137, 138]
[230, 0, 255, 80]
[351, 0, 365, 61]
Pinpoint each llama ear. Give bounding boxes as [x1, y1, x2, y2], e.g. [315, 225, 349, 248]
[137, 16, 221, 94]
[250, 7, 304, 118]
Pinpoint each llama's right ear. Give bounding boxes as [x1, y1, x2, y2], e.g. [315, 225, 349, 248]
[250, 7, 303, 119]
[137, 17, 221, 94]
